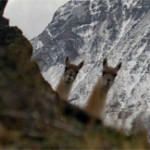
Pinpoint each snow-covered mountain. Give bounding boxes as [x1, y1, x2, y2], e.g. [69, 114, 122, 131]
[31, 0, 150, 132]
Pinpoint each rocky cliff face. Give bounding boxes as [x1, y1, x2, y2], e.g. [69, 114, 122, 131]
[31, 0, 150, 132]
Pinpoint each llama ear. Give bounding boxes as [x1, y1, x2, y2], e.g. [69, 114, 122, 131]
[65, 56, 70, 65]
[103, 58, 108, 68]
[115, 62, 122, 71]
[78, 61, 84, 70]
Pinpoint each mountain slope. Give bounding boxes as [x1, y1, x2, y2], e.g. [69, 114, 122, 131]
[31, 0, 150, 131]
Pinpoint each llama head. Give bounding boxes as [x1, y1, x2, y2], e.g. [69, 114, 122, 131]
[64, 56, 84, 83]
[101, 58, 122, 88]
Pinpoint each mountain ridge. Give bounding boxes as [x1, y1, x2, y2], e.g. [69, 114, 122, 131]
[31, 0, 150, 132]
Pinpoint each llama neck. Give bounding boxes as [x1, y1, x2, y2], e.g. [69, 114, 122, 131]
[85, 77, 110, 118]
[97, 79, 110, 98]
[56, 76, 73, 100]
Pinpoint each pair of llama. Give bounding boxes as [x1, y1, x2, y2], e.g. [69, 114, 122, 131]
[56, 56, 122, 119]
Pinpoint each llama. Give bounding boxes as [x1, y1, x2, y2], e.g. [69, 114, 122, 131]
[85, 58, 122, 119]
[56, 56, 84, 100]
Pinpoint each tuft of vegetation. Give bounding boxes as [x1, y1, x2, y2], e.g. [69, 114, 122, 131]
[0, 0, 149, 149]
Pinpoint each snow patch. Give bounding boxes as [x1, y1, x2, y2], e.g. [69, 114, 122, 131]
[42, 64, 64, 89]
[123, 0, 136, 9]
[45, 27, 52, 37]
[36, 41, 43, 49]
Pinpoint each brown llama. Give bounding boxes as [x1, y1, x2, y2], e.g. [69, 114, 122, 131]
[56, 56, 84, 100]
[85, 58, 122, 119]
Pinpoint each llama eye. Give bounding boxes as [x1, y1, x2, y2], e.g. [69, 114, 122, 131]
[113, 73, 117, 77]
[65, 67, 68, 71]
[103, 71, 106, 75]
